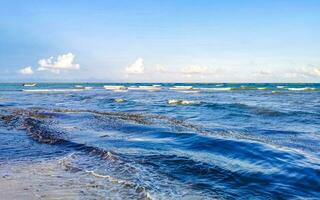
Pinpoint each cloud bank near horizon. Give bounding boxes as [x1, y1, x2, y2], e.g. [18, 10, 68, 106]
[17, 54, 320, 82]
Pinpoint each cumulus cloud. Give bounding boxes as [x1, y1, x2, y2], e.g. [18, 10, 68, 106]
[181, 65, 208, 75]
[19, 66, 34, 75]
[37, 53, 80, 74]
[125, 58, 144, 74]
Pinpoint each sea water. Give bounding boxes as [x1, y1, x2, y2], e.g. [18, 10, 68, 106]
[0, 83, 319, 199]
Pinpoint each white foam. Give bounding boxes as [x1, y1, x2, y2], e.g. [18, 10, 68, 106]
[23, 89, 83, 92]
[74, 85, 93, 90]
[114, 98, 125, 103]
[128, 86, 162, 92]
[104, 85, 127, 90]
[23, 83, 36, 87]
[287, 87, 316, 91]
[112, 89, 128, 92]
[276, 86, 285, 89]
[169, 86, 193, 90]
[200, 87, 232, 91]
[167, 99, 197, 105]
[176, 90, 200, 94]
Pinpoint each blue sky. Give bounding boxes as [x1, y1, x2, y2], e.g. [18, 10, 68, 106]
[0, 0, 319, 82]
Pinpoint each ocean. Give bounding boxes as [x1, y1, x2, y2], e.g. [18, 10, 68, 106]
[0, 83, 319, 199]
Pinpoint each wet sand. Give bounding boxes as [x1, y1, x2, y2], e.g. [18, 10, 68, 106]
[0, 156, 152, 200]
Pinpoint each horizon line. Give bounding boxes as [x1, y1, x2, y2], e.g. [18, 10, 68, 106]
[0, 82, 319, 84]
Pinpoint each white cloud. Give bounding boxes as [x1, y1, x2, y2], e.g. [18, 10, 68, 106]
[284, 66, 320, 79]
[155, 64, 168, 73]
[314, 68, 320, 76]
[19, 66, 34, 75]
[254, 69, 272, 76]
[125, 58, 144, 74]
[283, 72, 298, 79]
[300, 67, 320, 77]
[181, 65, 208, 75]
[37, 53, 80, 74]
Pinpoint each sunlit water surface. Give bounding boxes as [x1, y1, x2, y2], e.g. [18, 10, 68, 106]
[0, 83, 319, 199]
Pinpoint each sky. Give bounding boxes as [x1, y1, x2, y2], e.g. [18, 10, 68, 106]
[0, 0, 320, 82]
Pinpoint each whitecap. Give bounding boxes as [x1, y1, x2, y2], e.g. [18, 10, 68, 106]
[200, 87, 232, 91]
[104, 85, 127, 90]
[114, 98, 125, 103]
[74, 85, 84, 88]
[176, 90, 200, 94]
[112, 89, 128, 92]
[167, 99, 197, 105]
[169, 86, 193, 90]
[23, 89, 83, 92]
[129, 86, 162, 92]
[23, 83, 36, 87]
[287, 87, 316, 91]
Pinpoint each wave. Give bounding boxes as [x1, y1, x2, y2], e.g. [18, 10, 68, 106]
[128, 86, 162, 92]
[0, 109, 124, 161]
[201, 102, 285, 117]
[169, 86, 193, 90]
[271, 91, 281, 94]
[199, 87, 232, 91]
[169, 86, 201, 94]
[1, 107, 320, 198]
[114, 98, 126, 103]
[19, 86, 320, 93]
[84, 169, 153, 199]
[175, 90, 200, 94]
[23, 89, 84, 92]
[287, 87, 317, 91]
[167, 99, 198, 105]
[197, 86, 319, 91]
[257, 87, 268, 90]
[163, 100, 284, 117]
[2, 107, 320, 162]
[0, 107, 293, 149]
[103, 85, 127, 90]
[0, 106, 288, 147]
[230, 87, 263, 90]
[199, 87, 272, 91]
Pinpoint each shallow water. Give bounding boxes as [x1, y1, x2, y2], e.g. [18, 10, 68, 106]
[0, 83, 319, 199]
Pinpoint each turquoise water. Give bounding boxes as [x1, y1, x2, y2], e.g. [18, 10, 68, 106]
[0, 83, 319, 199]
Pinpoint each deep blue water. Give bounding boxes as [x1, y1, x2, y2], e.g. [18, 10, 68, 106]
[0, 83, 319, 199]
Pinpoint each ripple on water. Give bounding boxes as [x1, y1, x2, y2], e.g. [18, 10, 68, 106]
[0, 84, 319, 199]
